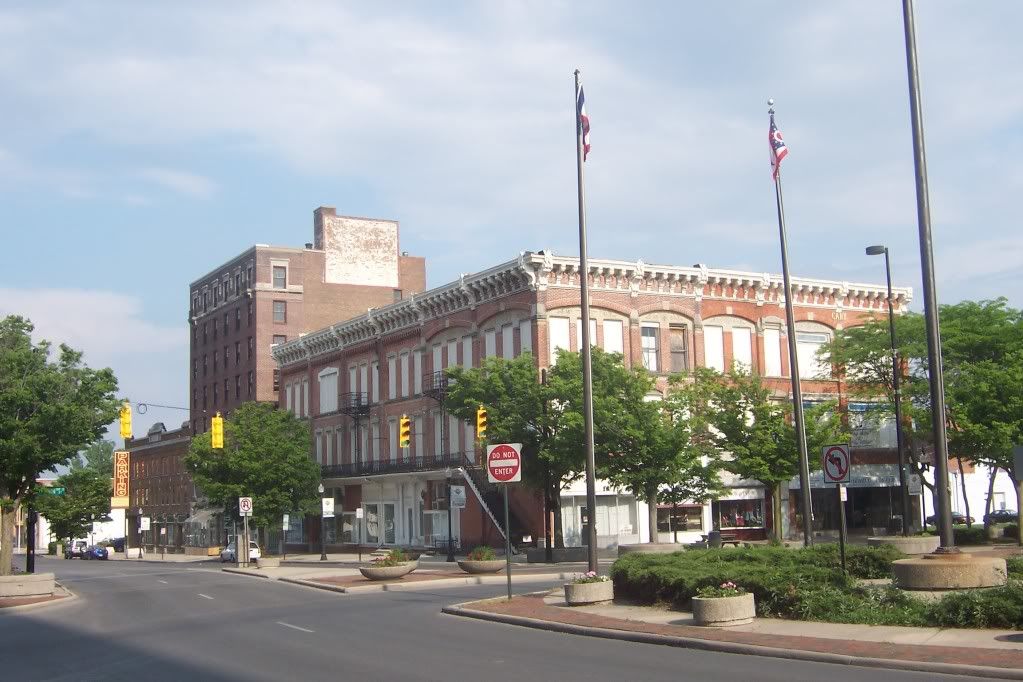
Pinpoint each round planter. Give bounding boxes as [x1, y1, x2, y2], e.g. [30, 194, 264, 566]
[867, 535, 940, 555]
[692, 592, 755, 627]
[457, 559, 505, 574]
[563, 580, 614, 605]
[359, 560, 418, 581]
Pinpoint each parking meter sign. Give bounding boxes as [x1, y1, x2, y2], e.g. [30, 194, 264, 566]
[239, 496, 253, 517]
[487, 443, 522, 483]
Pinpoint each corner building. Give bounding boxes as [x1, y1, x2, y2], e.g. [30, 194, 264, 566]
[128, 206, 426, 554]
[273, 251, 912, 551]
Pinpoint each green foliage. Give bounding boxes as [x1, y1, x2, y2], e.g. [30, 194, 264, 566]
[47, 541, 57, 555]
[0, 315, 120, 575]
[185, 401, 319, 531]
[466, 546, 496, 561]
[1003, 524, 1019, 541]
[33, 467, 112, 543]
[372, 548, 410, 567]
[1005, 556, 1023, 578]
[952, 526, 990, 546]
[792, 585, 929, 626]
[70, 439, 115, 479]
[926, 583, 1023, 629]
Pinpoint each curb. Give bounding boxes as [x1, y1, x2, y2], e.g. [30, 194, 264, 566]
[0, 583, 78, 615]
[276, 572, 572, 595]
[441, 602, 1023, 681]
[221, 567, 272, 579]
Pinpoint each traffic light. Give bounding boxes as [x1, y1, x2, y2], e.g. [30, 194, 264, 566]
[399, 415, 411, 448]
[211, 412, 224, 449]
[119, 402, 132, 440]
[476, 405, 488, 441]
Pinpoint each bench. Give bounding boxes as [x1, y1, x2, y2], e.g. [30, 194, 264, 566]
[719, 532, 741, 547]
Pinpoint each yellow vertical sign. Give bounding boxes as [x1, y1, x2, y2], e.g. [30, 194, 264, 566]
[111, 450, 130, 509]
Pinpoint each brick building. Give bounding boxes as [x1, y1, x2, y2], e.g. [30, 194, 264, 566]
[273, 251, 913, 551]
[125, 422, 194, 553]
[127, 206, 426, 553]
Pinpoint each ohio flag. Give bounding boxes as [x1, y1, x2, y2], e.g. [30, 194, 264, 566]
[577, 86, 591, 161]
[769, 112, 788, 179]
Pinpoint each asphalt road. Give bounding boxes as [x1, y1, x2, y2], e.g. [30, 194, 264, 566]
[1, 557, 976, 681]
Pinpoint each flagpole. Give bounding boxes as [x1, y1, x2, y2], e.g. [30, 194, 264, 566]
[575, 69, 599, 573]
[769, 99, 814, 547]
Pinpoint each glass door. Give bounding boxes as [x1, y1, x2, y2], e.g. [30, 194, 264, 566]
[364, 504, 379, 544]
[383, 503, 396, 544]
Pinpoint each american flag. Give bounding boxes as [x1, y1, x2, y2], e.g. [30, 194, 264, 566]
[769, 112, 788, 179]
[577, 86, 591, 161]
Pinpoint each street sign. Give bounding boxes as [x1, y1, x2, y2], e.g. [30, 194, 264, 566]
[450, 485, 466, 509]
[908, 474, 923, 495]
[239, 496, 253, 517]
[356, 507, 364, 519]
[49, 487, 65, 496]
[140, 517, 150, 532]
[487, 443, 522, 483]
[282, 513, 290, 531]
[322, 498, 335, 518]
[839, 485, 848, 502]
[822, 444, 851, 484]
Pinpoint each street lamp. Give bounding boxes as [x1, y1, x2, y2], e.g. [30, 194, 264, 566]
[318, 483, 327, 561]
[866, 245, 912, 536]
[444, 468, 455, 562]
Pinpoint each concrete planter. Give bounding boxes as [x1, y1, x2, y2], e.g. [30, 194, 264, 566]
[359, 561, 418, 581]
[563, 580, 614, 605]
[617, 543, 685, 556]
[867, 535, 940, 555]
[692, 592, 755, 626]
[0, 572, 55, 598]
[258, 557, 281, 568]
[457, 559, 505, 574]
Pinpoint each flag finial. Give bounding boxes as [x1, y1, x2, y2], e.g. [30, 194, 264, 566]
[768, 98, 775, 115]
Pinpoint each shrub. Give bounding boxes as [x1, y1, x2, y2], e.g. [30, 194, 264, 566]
[792, 584, 930, 626]
[1002, 524, 1019, 541]
[953, 526, 989, 546]
[927, 583, 1023, 629]
[466, 546, 496, 561]
[371, 548, 409, 567]
[801, 543, 903, 579]
[1006, 556, 1023, 578]
[47, 541, 57, 556]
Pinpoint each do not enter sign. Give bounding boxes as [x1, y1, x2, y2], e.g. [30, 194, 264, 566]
[487, 443, 522, 483]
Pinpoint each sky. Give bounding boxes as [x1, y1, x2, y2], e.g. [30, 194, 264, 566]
[1, 1, 1021, 439]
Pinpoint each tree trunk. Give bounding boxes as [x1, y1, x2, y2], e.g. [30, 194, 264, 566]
[0, 503, 15, 575]
[646, 484, 659, 544]
[983, 467, 998, 536]
[768, 485, 782, 542]
[955, 454, 971, 525]
[549, 479, 565, 549]
[672, 501, 678, 544]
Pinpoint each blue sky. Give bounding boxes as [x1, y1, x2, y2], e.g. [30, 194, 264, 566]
[1, 1, 1021, 438]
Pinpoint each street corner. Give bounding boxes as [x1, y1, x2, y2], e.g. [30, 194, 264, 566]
[0, 583, 76, 614]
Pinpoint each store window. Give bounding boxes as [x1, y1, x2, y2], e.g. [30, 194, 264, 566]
[656, 505, 704, 533]
[713, 499, 764, 529]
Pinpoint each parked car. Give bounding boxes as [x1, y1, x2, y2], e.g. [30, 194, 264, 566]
[64, 539, 89, 559]
[219, 541, 261, 563]
[984, 509, 1018, 524]
[925, 512, 974, 526]
[82, 545, 109, 560]
[109, 537, 126, 552]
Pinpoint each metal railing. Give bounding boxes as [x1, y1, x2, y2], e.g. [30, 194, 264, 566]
[321, 450, 472, 478]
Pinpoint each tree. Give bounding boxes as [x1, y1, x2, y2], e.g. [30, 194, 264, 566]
[184, 401, 319, 551]
[70, 439, 115, 479]
[445, 349, 636, 548]
[823, 299, 1023, 527]
[0, 316, 119, 575]
[600, 367, 724, 543]
[34, 468, 112, 546]
[706, 368, 847, 541]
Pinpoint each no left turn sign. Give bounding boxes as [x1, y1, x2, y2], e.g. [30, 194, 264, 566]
[822, 444, 851, 484]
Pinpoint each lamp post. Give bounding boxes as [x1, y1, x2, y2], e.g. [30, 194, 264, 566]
[866, 245, 913, 536]
[444, 468, 455, 562]
[318, 483, 327, 561]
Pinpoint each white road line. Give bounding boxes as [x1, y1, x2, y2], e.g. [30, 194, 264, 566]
[158, 580, 168, 584]
[198, 593, 214, 600]
[276, 621, 315, 633]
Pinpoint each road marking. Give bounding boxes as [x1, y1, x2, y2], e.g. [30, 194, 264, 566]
[158, 580, 168, 584]
[198, 593, 214, 600]
[276, 621, 315, 633]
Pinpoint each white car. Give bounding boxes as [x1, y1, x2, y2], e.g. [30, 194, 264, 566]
[220, 541, 261, 562]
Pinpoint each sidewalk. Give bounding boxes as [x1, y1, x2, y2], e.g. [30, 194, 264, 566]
[444, 590, 1023, 680]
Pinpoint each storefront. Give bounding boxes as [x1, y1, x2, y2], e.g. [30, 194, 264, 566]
[791, 464, 922, 535]
[711, 486, 768, 541]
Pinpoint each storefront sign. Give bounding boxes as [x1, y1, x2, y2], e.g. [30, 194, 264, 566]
[140, 517, 151, 532]
[450, 486, 466, 508]
[111, 450, 130, 509]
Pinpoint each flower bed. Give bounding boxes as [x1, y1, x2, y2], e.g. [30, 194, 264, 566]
[359, 548, 418, 581]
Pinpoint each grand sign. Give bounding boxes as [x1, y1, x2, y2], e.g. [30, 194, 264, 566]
[111, 450, 130, 509]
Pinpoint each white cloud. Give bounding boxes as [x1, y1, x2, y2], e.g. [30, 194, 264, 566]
[140, 167, 217, 199]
